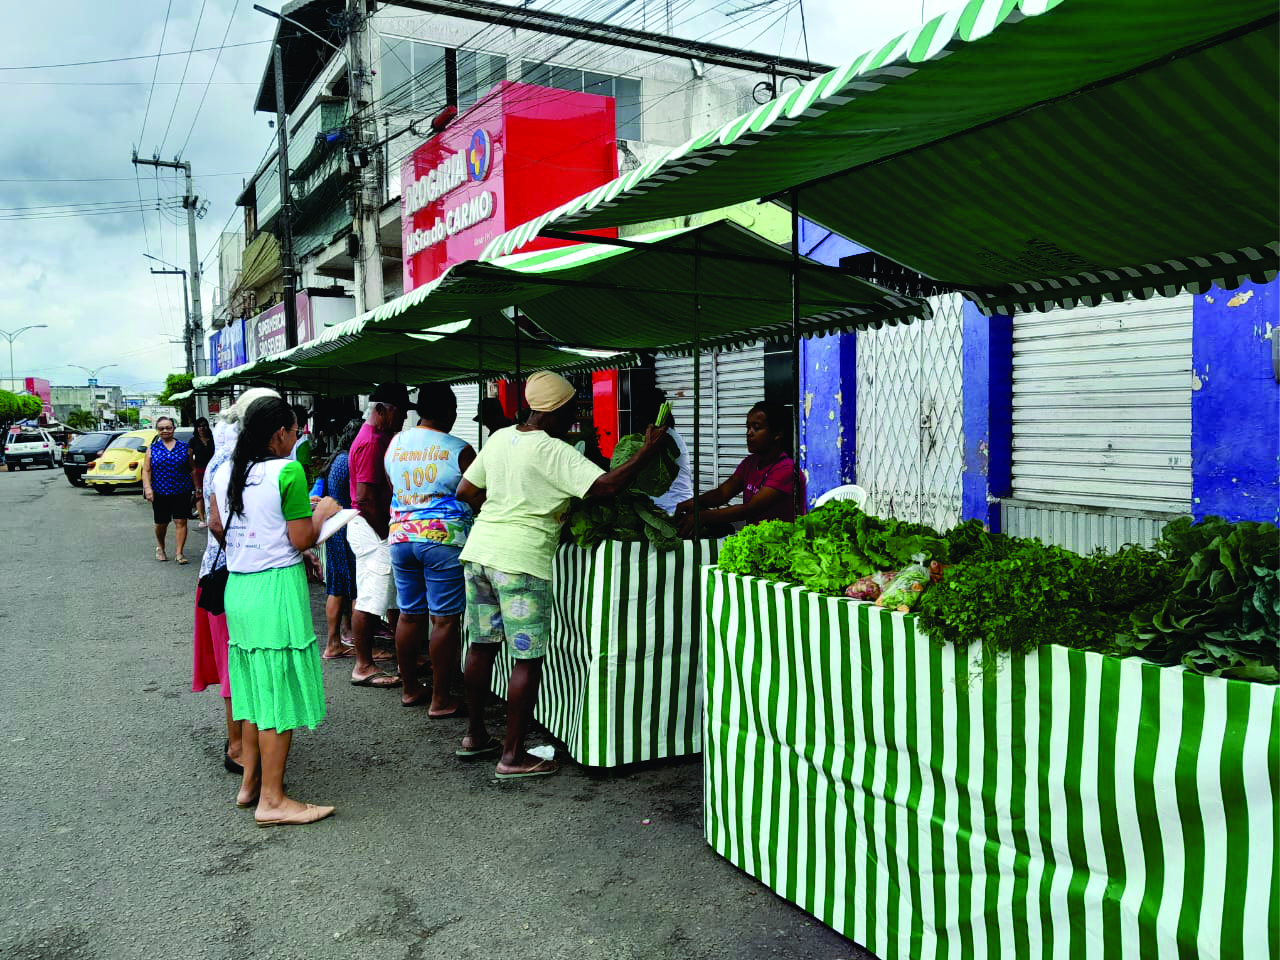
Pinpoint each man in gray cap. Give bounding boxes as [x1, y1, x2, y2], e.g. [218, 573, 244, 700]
[455, 371, 667, 778]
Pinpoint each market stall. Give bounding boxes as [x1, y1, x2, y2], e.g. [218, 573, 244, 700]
[460, 0, 1280, 953]
[701, 566, 1278, 960]
[471, 538, 719, 767]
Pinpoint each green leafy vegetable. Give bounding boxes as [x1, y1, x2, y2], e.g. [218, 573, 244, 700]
[718, 520, 796, 579]
[1119, 516, 1279, 681]
[609, 432, 680, 499]
[564, 491, 682, 551]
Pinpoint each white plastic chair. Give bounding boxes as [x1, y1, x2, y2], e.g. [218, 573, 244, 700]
[813, 483, 869, 510]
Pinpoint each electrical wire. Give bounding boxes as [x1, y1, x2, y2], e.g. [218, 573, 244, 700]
[0, 39, 270, 71]
[0, 172, 251, 182]
[158, 0, 210, 155]
[178, 0, 241, 159]
[136, 0, 176, 150]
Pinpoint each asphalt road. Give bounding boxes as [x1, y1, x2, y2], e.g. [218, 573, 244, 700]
[0, 466, 873, 960]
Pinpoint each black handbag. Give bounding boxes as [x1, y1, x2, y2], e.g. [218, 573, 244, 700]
[196, 546, 228, 615]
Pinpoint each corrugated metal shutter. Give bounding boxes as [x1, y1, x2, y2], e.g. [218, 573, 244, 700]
[1011, 294, 1193, 514]
[451, 382, 481, 451]
[655, 344, 764, 491]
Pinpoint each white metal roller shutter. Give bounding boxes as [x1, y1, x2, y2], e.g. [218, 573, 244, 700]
[1011, 295, 1193, 514]
[655, 344, 765, 491]
[440, 382, 481, 451]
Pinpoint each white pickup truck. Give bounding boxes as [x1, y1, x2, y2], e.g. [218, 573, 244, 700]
[4, 428, 62, 470]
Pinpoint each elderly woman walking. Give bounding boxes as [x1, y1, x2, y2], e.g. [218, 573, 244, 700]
[210, 396, 340, 827]
[143, 416, 193, 563]
[192, 388, 280, 775]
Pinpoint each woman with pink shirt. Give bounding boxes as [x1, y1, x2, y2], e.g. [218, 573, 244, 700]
[674, 401, 805, 536]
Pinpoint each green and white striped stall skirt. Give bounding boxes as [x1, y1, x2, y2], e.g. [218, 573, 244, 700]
[479, 538, 719, 767]
[702, 568, 1278, 960]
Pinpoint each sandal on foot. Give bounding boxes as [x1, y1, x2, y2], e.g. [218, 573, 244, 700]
[255, 803, 334, 827]
[350, 670, 401, 688]
[155, 547, 169, 562]
[455, 736, 502, 759]
[176, 556, 190, 565]
[428, 703, 468, 720]
[495, 758, 559, 780]
[400, 690, 433, 709]
[223, 739, 243, 775]
[321, 648, 356, 660]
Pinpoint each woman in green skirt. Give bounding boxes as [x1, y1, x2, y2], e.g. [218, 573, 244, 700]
[209, 396, 341, 827]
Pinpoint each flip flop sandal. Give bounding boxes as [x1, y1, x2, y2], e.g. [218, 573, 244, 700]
[155, 548, 169, 562]
[400, 691, 433, 709]
[176, 556, 190, 565]
[255, 803, 335, 828]
[321, 648, 357, 660]
[495, 758, 559, 780]
[428, 704, 468, 720]
[455, 736, 502, 759]
[223, 739, 243, 775]
[350, 670, 401, 688]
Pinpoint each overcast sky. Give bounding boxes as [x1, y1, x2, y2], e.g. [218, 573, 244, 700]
[0, 0, 950, 394]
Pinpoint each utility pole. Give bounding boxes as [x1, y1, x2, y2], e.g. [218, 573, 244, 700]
[348, 0, 384, 314]
[130, 153, 205, 371]
[271, 43, 299, 349]
[151, 268, 193, 376]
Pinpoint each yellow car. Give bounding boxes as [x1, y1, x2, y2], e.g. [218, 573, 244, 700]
[84, 429, 157, 494]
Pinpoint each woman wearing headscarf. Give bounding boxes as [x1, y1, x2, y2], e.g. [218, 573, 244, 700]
[192, 388, 280, 775]
[210, 396, 340, 827]
[143, 416, 193, 563]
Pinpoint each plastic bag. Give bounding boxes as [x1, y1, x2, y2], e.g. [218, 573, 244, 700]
[876, 557, 931, 612]
[844, 569, 898, 601]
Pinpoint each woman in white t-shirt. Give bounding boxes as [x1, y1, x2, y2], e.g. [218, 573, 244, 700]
[209, 396, 340, 828]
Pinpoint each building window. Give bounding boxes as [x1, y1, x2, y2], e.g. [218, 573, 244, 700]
[520, 62, 641, 141]
[381, 37, 507, 114]
[458, 50, 508, 110]
[380, 37, 447, 113]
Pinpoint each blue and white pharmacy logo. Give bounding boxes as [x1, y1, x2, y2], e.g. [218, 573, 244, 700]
[466, 129, 492, 182]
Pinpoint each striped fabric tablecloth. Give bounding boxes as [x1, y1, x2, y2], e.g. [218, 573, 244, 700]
[481, 538, 718, 767]
[702, 568, 1279, 960]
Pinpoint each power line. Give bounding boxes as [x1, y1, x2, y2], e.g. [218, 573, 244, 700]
[0, 172, 251, 183]
[178, 0, 242, 158]
[158, 0, 210, 155]
[0, 39, 270, 71]
[137, 0, 176, 150]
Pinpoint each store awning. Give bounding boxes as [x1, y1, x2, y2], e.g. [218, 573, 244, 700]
[191, 220, 927, 392]
[481, 0, 1279, 313]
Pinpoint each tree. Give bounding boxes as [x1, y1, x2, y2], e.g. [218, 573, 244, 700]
[66, 408, 96, 430]
[0, 389, 18, 432]
[114, 408, 140, 426]
[157, 372, 195, 425]
[17, 395, 40, 419]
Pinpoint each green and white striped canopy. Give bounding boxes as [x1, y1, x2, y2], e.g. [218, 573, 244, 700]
[192, 219, 925, 392]
[482, 0, 1279, 313]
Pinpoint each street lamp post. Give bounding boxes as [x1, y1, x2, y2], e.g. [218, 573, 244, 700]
[0, 325, 49, 383]
[69, 364, 119, 427]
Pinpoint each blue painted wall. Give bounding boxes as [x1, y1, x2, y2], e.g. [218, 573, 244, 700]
[960, 302, 1012, 531]
[1191, 280, 1280, 523]
[797, 220, 864, 505]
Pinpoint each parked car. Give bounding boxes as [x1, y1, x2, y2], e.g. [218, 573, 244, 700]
[84, 428, 157, 494]
[4, 428, 62, 470]
[63, 430, 126, 486]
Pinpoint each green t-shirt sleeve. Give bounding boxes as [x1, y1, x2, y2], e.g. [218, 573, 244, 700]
[278, 460, 313, 521]
[296, 438, 311, 466]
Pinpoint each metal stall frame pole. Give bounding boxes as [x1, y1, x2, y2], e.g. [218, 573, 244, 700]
[692, 235, 702, 544]
[789, 191, 803, 519]
[513, 310, 522, 421]
[476, 315, 484, 451]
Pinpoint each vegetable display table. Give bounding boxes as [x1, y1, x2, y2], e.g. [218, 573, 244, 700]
[702, 567, 1278, 960]
[480, 538, 719, 767]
